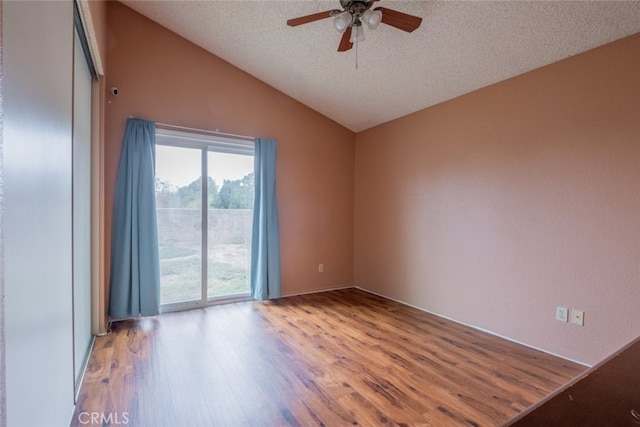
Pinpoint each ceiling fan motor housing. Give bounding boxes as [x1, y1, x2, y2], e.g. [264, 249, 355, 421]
[339, 0, 374, 21]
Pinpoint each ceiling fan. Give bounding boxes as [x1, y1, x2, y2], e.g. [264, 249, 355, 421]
[287, 0, 423, 52]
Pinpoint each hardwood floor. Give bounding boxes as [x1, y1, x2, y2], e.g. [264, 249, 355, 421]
[71, 288, 585, 426]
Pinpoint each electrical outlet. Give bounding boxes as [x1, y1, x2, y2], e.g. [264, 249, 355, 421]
[570, 309, 585, 326]
[556, 306, 568, 322]
[318, 264, 324, 273]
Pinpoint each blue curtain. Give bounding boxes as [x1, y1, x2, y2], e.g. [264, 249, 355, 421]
[251, 138, 282, 300]
[109, 118, 160, 318]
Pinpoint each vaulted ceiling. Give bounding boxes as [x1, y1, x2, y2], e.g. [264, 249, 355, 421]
[121, 1, 640, 132]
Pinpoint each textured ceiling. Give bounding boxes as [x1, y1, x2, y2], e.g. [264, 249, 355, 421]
[121, 1, 640, 132]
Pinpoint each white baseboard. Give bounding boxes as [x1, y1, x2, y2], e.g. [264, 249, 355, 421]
[282, 284, 354, 298]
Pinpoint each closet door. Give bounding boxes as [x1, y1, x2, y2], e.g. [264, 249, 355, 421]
[3, 1, 75, 425]
[72, 22, 93, 396]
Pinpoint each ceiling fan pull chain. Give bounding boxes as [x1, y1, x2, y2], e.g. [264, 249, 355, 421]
[355, 37, 359, 70]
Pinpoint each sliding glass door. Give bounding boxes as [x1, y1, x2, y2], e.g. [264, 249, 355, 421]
[154, 130, 254, 311]
[155, 145, 203, 305]
[207, 151, 254, 299]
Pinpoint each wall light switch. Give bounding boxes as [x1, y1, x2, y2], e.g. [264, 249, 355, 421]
[318, 264, 324, 273]
[570, 309, 585, 326]
[556, 306, 568, 322]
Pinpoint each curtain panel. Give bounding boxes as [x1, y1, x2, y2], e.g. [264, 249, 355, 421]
[251, 138, 282, 300]
[109, 118, 161, 319]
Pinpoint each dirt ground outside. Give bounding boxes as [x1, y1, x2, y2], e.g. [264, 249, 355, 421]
[157, 208, 252, 304]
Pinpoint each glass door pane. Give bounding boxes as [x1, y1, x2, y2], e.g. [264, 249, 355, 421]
[155, 145, 203, 305]
[207, 151, 254, 298]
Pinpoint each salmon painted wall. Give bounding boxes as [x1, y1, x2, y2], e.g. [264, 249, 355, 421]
[87, 0, 107, 67]
[104, 2, 354, 302]
[354, 33, 640, 366]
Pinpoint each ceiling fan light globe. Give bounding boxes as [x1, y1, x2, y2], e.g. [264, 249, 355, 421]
[349, 25, 365, 43]
[363, 9, 382, 29]
[333, 11, 352, 33]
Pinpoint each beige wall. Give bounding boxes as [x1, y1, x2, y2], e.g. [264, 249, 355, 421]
[355, 33, 640, 365]
[104, 2, 355, 304]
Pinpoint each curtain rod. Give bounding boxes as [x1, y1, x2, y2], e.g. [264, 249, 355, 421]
[129, 116, 255, 141]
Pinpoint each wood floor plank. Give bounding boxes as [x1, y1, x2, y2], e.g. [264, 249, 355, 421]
[71, 288, 585, 426]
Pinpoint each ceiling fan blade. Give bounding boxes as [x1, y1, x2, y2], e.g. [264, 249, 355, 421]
[287, 10, 336, 27]
[338, 27, 353, 52]
[375, 7, 422, 32]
